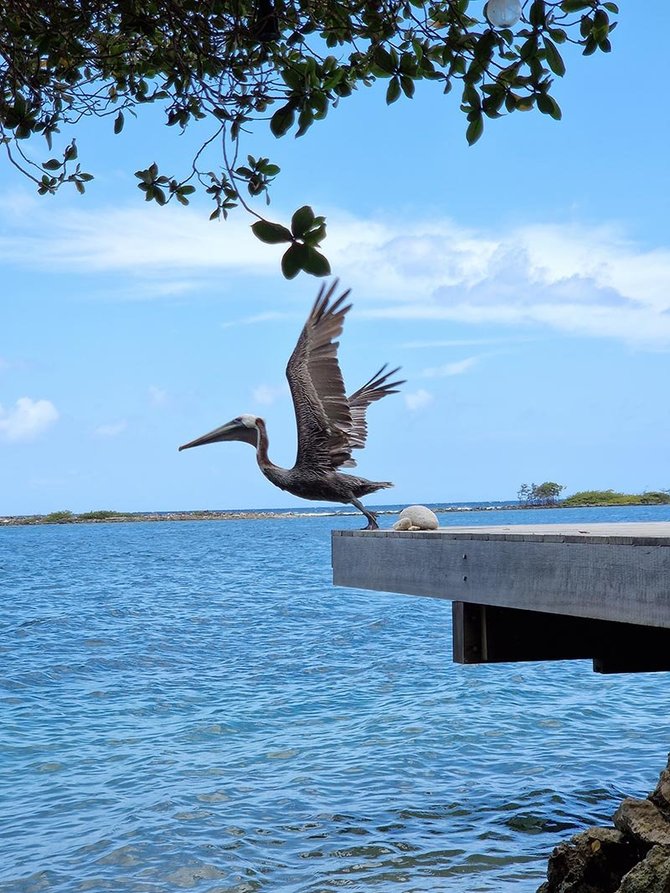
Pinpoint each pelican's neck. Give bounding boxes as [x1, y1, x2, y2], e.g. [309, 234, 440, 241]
[254, 418, 275, 469]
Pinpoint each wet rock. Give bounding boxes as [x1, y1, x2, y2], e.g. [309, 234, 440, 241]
[392, 505, 439, 531]
[537, 827, 640, 893]
[537, 758, 670, 893]
[613, 798, 670, 847]
[649, 759, 670, 816]
[617, 845, 670, 892]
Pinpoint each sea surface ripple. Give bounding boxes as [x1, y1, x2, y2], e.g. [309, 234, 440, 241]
[1, 503, 670, 892]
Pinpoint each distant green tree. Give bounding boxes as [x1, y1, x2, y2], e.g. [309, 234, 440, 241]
[563, 489, 670, 507]
[43, 509, 74, 523]
[0, 0, 618, 277]
[518, 481, 565, 506]
[517, 483, 531, 503]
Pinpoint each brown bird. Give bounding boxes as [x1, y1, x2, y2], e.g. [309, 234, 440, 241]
[179, 281, 404, 529]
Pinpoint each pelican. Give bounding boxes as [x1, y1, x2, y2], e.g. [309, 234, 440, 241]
[179, 281, 405, 529]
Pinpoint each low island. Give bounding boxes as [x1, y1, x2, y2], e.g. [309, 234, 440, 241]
[0, 486, 668, 526]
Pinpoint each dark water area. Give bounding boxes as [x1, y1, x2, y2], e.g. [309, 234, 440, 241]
[1, 503, 670, 892]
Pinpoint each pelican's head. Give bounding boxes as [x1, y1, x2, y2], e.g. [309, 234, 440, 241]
[178, 414, 260, 451]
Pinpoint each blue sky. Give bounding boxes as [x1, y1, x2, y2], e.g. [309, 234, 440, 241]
[2, 5, 670, 515]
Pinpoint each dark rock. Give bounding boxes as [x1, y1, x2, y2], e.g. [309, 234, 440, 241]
[538, 758, 670, 893]
[617, 845, 670, 893]
[649, 760, 670, 817]
[614, 798, 670, 847]
[537, 827, 641, 893]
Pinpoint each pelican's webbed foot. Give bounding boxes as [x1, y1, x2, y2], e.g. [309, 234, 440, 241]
[351, 497, 379, 531]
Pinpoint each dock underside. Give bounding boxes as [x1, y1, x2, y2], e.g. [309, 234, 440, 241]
[332, 522, 670, 675]
[452, 601, 670, 674]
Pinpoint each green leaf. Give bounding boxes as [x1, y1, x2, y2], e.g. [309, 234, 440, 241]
[543, 38, 566, 76]
[560, 0, 591, 10]
[251, 220, 293, 244]
[580, 14, 593, 37]
[529, 0, 546, 28]
[466, 113, 483, 145]
[300, 246, 331, 277]
[270, 103, 295, 137]
[386, 77, 401, 104]
[400, 76, 415, 99]
[43, 159, 62, 171]
[114, 111, 124, 134]
[302, 221, 327, 247]
[291, 205, 315, 238]
[462, 84, 481, 111]
[515, 96, 536, 111]
[281, 243, 306, 279]
[295, 106, 314, 138]
[373, 46, 396, 74]
[582, 35, 597, 55]
[536, 94, 562, 119]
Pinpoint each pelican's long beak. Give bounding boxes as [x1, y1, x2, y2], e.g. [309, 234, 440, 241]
[178, 418, 248, 451]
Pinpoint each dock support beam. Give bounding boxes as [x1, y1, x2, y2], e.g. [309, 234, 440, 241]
[452, 602, 670, 674]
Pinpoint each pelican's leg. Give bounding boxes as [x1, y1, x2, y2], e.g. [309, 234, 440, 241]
[351, 497, 379, 530]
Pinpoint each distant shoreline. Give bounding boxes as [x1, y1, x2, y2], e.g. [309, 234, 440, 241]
[1, 499, 667, 526]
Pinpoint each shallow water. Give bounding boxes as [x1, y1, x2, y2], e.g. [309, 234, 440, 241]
[1, 503, 670, 892]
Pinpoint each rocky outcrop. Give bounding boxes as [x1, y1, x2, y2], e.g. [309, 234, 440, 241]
[538, 755, 670, 893]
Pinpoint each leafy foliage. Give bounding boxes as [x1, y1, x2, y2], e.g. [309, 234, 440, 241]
[562, 489, 670, 506]
[78, 509, 128, 519]
[517, 481, 565, 505]
[518, 485, 670, 507]
[42, 510, 75, 523]
[0, 0, 618, 276]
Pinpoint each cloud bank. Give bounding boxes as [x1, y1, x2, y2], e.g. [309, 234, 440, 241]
[2, 196, 669, 346]
[0, 398, 59, 443]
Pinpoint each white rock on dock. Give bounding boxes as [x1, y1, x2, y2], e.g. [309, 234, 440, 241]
[393, 505, 439, 531]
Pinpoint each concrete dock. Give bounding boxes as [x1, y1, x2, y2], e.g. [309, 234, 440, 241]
[332, 522, 670, 674]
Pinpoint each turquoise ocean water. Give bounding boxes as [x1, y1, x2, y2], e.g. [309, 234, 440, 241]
[2, 503, 670, 893]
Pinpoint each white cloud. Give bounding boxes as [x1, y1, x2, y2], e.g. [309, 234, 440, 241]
[0, 201, 278, 277]
[1, 198, 670, 346]
[402, 336, 536, 348]
[252, 383, 290, 406]
[94, 420, 127, 438]
[404, 389, 434, 412]
[148, 385, 168, 407]
[422, 356, 480, 378]
[324, 214, 670, 347]
[222, 311, 292, 329]
[0, 398, 59, 443]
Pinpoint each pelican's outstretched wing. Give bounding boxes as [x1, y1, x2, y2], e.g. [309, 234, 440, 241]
[286, 281, 354, 470]
[343, 365, 406, 466]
